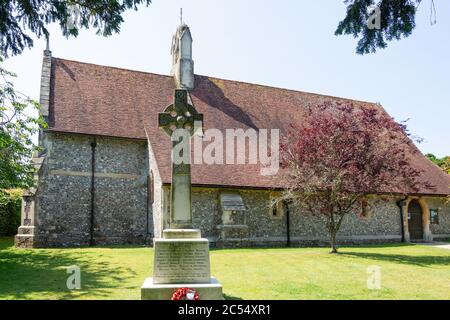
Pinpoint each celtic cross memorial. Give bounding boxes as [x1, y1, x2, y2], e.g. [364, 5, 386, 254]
[158, 89, 203, 229]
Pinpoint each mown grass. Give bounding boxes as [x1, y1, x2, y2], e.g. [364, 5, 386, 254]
[0, 237, 449, 300]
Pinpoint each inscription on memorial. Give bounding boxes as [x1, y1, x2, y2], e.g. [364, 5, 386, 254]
[153, 240, 211, 284]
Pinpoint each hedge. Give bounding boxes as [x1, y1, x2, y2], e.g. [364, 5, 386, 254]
[0, 189, 22, 236]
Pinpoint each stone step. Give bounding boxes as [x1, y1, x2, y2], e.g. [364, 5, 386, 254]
[141, 277, 223, 300]
[163, 229, 201, 239]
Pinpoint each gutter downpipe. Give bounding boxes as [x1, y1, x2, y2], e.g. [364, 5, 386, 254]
[89, 137, 97, 246]
[284, 200, 291, 247]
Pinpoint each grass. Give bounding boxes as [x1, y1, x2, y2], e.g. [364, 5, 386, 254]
[0, 237, 449, 300]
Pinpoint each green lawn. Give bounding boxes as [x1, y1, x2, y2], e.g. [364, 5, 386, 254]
[0, 237, 449, 300]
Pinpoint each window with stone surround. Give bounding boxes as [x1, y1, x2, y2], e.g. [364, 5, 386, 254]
[269, 193, 284, 219]
[359, 197, 374, 219]
[430, 208, 439, 224]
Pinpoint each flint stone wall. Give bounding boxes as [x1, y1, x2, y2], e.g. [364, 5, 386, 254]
[32, 133, 449, 247]
[427, 197, 450, 240]
[35, 132, 151, 247]
[191, 188, 403, 247]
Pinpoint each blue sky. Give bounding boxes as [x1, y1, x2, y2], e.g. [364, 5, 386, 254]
[5, 0, 450, 157]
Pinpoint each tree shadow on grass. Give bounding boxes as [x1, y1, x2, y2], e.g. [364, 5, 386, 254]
[0, 238, 138, 299]
[339, 251, 450, 267]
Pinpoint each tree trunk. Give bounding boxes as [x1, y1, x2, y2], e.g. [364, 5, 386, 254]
[330, 231, 338, 254]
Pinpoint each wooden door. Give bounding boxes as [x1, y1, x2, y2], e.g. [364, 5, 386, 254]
[408, 200, 423, 241]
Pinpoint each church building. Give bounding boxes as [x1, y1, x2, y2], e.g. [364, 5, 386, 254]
[15, 24, 450, 248]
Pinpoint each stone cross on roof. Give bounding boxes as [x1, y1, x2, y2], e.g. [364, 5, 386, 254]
[158, 89, 203, 229]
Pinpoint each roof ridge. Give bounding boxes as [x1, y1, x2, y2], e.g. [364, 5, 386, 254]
[54, 57, 378, 106]
[196, 74, 378, 106]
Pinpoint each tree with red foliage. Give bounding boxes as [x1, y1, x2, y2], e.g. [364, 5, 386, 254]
[280, 101, 433, 253]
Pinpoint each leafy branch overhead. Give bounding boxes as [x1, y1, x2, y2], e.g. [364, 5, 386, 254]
[336, 0, 435, 54]
[0, 0, 152, 57]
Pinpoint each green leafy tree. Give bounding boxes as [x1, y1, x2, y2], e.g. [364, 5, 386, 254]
[444, 158, 450, 174]
[336, 0, 436, 54]
[0, 0, 152, 57]
[0, 58, 46, 189]
[0, 188, 22, 236]
[426, 153, 450, 174]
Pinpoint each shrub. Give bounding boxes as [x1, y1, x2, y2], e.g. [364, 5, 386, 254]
[0, 189, 22, 236]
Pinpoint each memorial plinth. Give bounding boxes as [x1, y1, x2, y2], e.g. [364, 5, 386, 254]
[141, 229, 223, 300]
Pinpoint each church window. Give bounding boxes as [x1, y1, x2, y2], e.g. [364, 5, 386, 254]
[269, 193, 284, 219]
[430, 209, 439, 224]
[359, 198, 373, 219]
[272, 205, 277, 217]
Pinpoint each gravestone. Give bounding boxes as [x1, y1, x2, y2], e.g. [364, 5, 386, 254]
[141, 89, 223, 300]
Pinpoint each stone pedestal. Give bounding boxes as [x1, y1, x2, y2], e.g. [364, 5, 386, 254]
[15, 226, 36, 248]
[141, 229, 223, 300]
[15, 191, 37, 249]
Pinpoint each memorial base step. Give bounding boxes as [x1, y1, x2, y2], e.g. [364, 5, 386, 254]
[141, 277, 223, 300]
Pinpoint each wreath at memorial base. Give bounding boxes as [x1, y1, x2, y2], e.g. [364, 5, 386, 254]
[171, 287, 199, 300]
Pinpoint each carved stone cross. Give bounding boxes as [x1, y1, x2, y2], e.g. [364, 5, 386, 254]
[23, 197, 32, 226]
[158, 89, 203, 229]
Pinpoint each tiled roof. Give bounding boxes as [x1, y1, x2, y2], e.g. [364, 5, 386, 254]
[49, 58, 450, 195]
